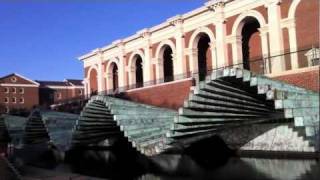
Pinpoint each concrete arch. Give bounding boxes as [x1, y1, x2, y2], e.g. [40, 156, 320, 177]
[231, 10, 267, 72]
[188, 26, 217, 78]
[288, 0, 301, 19]
[189, 26, 216, 49]
[87, 65, 99, 95]
[106, 58, 120, 92]
[155, 39, 176, 61]
[232, 10, 267, 36]
[128, 50, 145, 87]
[155, 39, 176, 82]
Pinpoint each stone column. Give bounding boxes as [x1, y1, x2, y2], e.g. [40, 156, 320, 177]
[230, 35, 243, 68]
[266, 0, 285, 73]
[168, 15, 187, 78]
[209, 41, 218, 70]
[83, 78, 89, 97]
[186, 48, 198, 75]
[287, 19, 299, 69]
[259, 26, 271, 74]
[138, 29, 154, 85]
[106, 73, 113, 94]
[155, 58, 164, 83]
[128, 66, 136, 87]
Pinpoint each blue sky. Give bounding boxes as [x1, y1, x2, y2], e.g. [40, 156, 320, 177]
[0, 0, 205, 81]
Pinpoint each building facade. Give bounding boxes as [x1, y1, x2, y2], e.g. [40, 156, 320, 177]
[80, 0, 319, 109]
[37, 79, 84, 106]
[0, 74, 40, 113]
[0, 73, 84, 114]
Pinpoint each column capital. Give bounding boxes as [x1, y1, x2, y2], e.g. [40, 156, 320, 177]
[167, 15, 184, 26]
[205, 0, 226, 12]
[185, 48, 198, 56]
[226, 35, 241, 44]
[258, 26, 269, 36]
[281, 18, 296, 29]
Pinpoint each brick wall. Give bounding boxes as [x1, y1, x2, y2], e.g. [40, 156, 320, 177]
[124, 79, 194, 110]
[273, 69, 320, 92]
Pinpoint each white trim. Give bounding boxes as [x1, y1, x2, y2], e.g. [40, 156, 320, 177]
[0, 83, 39, 87]
[11, 97, 16, 104]
[39, 86, 84, 89]
[19, 97, 24, 104]
[11, 73, 40, 85]
[4, 97, 9, 104]
[19, 87, 24, 94]
[4, 87, 9, 93]
[288, 0, 301, 19]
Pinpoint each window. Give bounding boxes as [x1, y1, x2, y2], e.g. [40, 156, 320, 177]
[12, 97, 16, 103]
[5, 106, 9, 113]
[11, 77, 17, 83]
[4, 87, 9, 94]
[78, 89, 82, 95]
[4, 97, 9, 103]
[11, 87, 16, 94]
[19, 97, 24, 104]
[305, 48, 320, 67]
[19, 88, 24, 94]
[57, 93, 62, 99]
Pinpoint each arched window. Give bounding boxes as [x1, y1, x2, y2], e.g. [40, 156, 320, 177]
[197, 33, 211, 81]
[163, 45, 174, 82]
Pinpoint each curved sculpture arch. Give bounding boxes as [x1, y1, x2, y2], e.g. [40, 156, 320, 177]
[24, 110, 78, 152]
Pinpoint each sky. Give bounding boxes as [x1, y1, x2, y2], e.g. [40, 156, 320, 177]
[0, 0, 205, 81]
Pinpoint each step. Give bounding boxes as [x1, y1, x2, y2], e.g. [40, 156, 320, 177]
[193, 89, 272, 109]
[174, 116, 284, 125]
[184, 101, 274, 115]
[125, 125, 169, 138]
[179, 108, 267, 118]
[272, 90, 319, 100]
[110, 109, 170, 115]
[285, 108, 319, 118]
[197, 83, 267, 105]
[120, 121, 172, 132]
[275, 99, 319, 109]
[171, 123, 224, 132]
[114, 116, 174, 125]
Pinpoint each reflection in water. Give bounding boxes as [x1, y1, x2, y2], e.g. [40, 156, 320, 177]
[139, 157, 320, 180]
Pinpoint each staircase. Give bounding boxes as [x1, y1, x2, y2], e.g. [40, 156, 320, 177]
[25, 110, 78, 151]
[72, 95, 177, 156]
[168, 67, 319, 152]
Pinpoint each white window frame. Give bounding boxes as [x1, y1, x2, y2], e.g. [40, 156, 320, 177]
[5, 106, 9, 113]
[4, 87, 9, 94]
[19, 88, 24, 94]
[4, 97, 9, 104]
[57, 93, 62, 100]
[11, 77, 17, 83]
[19, 97, 24, 104]
[11, 97, 16, 103]
[11, 87, 16, 94]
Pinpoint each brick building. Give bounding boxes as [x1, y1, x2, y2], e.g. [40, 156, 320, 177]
[0, 73, 84, 114]
[80, 0, 319, 110]
[0, 73, 39, 114]
[37, 79, 84, 106]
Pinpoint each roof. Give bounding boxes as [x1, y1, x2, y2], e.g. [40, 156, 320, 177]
[65, 79, 84, 86]
[36, 80, 69, 87]
[0, 73, 40, 85]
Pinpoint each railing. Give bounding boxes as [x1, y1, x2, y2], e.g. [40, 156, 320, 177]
[101, 47, 318, 95]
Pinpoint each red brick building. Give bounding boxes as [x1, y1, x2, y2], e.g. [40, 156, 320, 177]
[0, 73, 40, 114]
[37, 79, 84, 106]
[0, 73, 84, 114]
